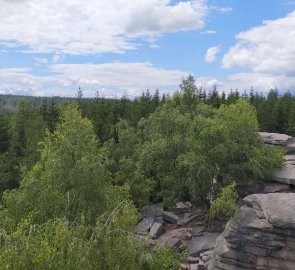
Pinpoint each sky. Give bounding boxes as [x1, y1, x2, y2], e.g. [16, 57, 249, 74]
[1, 0, 295, 98]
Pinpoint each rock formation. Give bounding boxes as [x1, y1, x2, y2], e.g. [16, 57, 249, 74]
[207, 193, 295, 270]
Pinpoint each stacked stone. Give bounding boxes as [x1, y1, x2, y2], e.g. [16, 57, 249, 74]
[207, 193, 295, 270]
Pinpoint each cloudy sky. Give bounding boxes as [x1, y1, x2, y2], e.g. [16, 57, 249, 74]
[1, 0, 295, 97]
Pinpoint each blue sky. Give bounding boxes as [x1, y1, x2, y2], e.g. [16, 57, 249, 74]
[1, 0, 295, 97]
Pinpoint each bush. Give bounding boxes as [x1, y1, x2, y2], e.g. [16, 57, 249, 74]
[208, 181, 239, 221]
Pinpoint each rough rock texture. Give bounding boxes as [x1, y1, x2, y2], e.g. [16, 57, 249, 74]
[258, 132, 295, 186]
[163, 211, 179, 224]
[272, 155, 295, 185]
[258, 132, 295, 152]
[189, 233, 219, 257]
[207, 193, 295, 270]
[134, 217, 155, 234]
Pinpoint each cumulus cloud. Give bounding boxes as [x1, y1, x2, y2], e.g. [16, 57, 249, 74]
[221, 10, 295, 92]
[210, 6, 232, 13]
[205, 46, 220, 63]
[0, 0, 208, 55]
[201, 30, 216, 35]
[0, 63, 190, 97]
[223, 11, 295, 76]
[34, 57, 48, 64]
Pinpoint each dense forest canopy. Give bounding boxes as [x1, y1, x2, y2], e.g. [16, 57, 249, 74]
[0, 76, 287, 269]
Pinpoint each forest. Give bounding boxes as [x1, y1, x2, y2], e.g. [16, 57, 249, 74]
[0, 75, 289, 269]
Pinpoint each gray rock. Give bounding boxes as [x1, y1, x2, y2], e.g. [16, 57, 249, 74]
[163, 211, 179, 224]
[134, 217, 155, 234]
[150, 222, 164, 239]
[160, 237, 182, 249]
[272, 161, 295, 185]
[263, 182, 291, 193]
[188, 233, 219, 257]
[244, 193, 295, 229]
[141, 203, 163, 218]
[187, 256, 199, 263]
[171, 202, 191, 214]
[155, 216, 164, 224]
[208, 193, 295, 270]
[259, 132, 292, 146]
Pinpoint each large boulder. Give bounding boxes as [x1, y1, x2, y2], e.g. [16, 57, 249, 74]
[272, 155, 295, 185]
[258, 132, 292, 147]
[207, 193, 295, 270]
[141, 203, 163, 218]
[188, 233, 219, 257]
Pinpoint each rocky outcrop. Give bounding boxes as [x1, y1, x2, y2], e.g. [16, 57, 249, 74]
[207, 193, 295, 270]
[272, 155, 295, 185]
[258, 132, 295, 186]
[259, 132, 295, 153]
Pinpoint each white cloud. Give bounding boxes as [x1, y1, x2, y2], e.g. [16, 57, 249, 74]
[205, 46, 220, 63]
[223, 10, 295, 76]
[34, 57, 48, 64]
[0, 0, 208, 55]
[210, 6, 232, 13]
[0, 63, 190, 97]
[221, 10, 295, 92]
[201, 30, 216, 35]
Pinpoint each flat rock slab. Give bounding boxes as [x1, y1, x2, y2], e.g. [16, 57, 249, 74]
[160, 237, 182, 249]
[272, 163, 295, 185]
[189, 232, 219, 257]
[244, 193, 295, 229]
[135, 217, 155, 234]
[163, 211, 179, 224]
[263, 182, 291, 193]
[258, 132, 292, 146]
[150, 222, 164, 239]
[171, 202, 191, 214]
[141, 203, 163, 218]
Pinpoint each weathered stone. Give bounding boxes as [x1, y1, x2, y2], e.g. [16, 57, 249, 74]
[272, 162, 295, 185]
[177, 214, 198, 226]
[258, 132, 292, 147]
[155, 216, 164, 224]
[188, 233, 219, 257]
[172, 202, 191, 214]
[163, 211, 179, 224]
[263, 182, 291, 193]
[244, 193, 295, 229]
[141, 203, 163, 218]
[190, 264, 199, 270]
[198, 260, 204, 270]
[187, 256, 199, 263]
[208, 193, 295, 270]
[160, 237, 182, 249]
[180, 264, 190, 270]
[134, 217, 155, 234]
[150, 222, 164, 239]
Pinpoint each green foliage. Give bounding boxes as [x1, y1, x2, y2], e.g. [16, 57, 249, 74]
[208, 181, 239, 221]
[3, 105, 109, 225]
[10, 101, 46, 172]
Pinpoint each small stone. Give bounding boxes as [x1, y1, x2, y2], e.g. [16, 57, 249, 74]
[198, 260, 204, 270]
[187, 256, 199, 263]
[180, 264, 190, 270]
[184, 232, 193, 240]
[150, 222, 164, 239]
[134, 217, 155, 234]
[190, 264, 199, 270]
[163, 211, 179, 224]
[155, 216, 164, 224]
[160, 237, 182, 249]
[201, 255, 209, 262]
